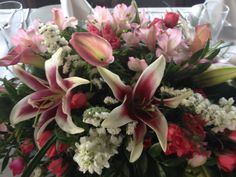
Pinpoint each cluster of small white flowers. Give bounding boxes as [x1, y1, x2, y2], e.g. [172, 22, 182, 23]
[104, 96, 119, 105]
[160, 86, 192, 96]
[73, 128, 123, 175]
[29, 167, 42, 177]
[107, 128, 121, 135]
[83, 107, 110, 127]
[160, 86, 236, 133]
[126, 137, 134, 152]
[126, 121, 138, 135]
[39, 24, 70, 54]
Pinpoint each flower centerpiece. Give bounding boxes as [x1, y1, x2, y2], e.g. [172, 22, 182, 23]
[0, 1, 236, 177]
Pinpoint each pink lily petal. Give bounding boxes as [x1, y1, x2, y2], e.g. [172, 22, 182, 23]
[155, 91, 192, 108]
[70, 32, 114, 66]
[10, 90, 54, 125]
[55, 103, 84, 134]
[102, 98, 133, 128]
[45, 48, 65, 91]
[136, 109, 168, 151]
[97, 66, 130, 101]
[0, 47, 21, 66]
[63, 77, 90, 91]
[133, 55, 166, 102]
[13, 65, 48, 91]
[34, 108, 56, 148]
[130, 123, 147, 162]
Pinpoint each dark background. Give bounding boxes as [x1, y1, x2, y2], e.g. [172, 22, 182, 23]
[0, 0, 204, 8]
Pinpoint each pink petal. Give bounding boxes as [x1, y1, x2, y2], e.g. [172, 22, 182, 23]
[0, 47, 21, 66]
[136, 109, 168, 151]
[102, 98, 133, 128]
[133, 55, 166, 102]
[10, 90, 54, 125]
[146, 25, 157, 51]
[55, 102, 84, 134]
[97, 66, 130, 101]
[34, 108, 56, 148]
[13, 65, 48, 91]
[130, 123, 146, 162]
[45, 48, 65, 91]
[70, 32, 114, 66]
[63, 77, 90, 91]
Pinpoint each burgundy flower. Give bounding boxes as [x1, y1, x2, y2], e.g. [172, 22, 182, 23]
[20, 138, 34, 154]
[217, 152, 236, 172]
[48, 158, 68, 177]
[9, 157, 26, 176]
[183, 113, 206, 138]
[87, 23, 100, 35]
[164, 12, 179, 28]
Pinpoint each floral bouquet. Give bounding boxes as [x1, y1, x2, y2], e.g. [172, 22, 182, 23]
[0, 1, 236, 177]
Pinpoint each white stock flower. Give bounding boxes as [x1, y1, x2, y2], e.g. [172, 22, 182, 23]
[73, 128, 122, 175]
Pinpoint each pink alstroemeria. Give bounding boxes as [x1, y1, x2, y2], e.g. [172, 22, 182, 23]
[128, 57, 148, 72]
[113, 3, 136, 31]
[87, 6, 113, 30]
[52, 8, 78, 30]
[0, 20, 46, 68]
[122, 32, 140, 47]
[139, 25, 158, 51]
[70, 32, 114, 66]
[98, 55, 191, 162]
[10, 48, 90, 144]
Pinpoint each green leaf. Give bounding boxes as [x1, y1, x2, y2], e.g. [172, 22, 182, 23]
[0, 93, 13, 122]
[21, 135, 57, 177]
[162, 158, 186, 167]
[148, 143, 162, 158]
[3, 79, 20, 102]
[1, 151, 10, 172]
[157, 162, 167, 177]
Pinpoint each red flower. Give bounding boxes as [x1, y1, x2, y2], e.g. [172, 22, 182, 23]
[101, 24, 121, 49]
[164, 12, 179, 28]
[48, 158, 68, 177]
[9, 157, 26, 176]
[229, 130, 236, 142]
[166, 124, 195, 157]
[183, 113, 206, 138]
[70, 92, 88, 109]
[38, 131, 69, 158]
[20, 138, 34, 154]
[149, 18, 165, 27]
[217, 152, 236, 172]
[87, 24, 100, 35]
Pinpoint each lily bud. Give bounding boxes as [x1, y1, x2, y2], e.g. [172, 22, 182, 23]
[194, 65, 236, 87]
[70, 32, 114, 66]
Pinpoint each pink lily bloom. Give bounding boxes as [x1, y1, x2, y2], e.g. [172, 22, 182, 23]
[98, 55, 191, 162]
[70, 32, 114, 66]
[52, 8, 78, 30]
[10, 48, 90, 144]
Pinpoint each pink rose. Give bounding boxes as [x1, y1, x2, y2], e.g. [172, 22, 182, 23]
[20, 138, 34, 154]
[48, 158, 68, 177]
[9, 157, 26, 176]
[164, 12, 179, 28]
[217, 152, 236, 172]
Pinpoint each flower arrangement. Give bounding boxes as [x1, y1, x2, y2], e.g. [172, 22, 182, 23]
[0, 1, 236, 177]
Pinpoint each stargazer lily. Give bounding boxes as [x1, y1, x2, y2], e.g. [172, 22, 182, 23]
[97, 55, 192, 162]
[10, 48, 90, 144]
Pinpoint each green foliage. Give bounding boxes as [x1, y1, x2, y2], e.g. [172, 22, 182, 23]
[0, 93, 14, 122]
